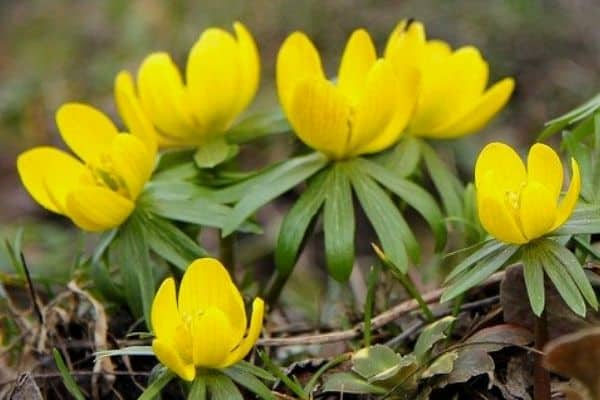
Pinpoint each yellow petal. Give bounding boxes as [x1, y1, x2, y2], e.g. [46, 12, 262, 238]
[478, 194, 527, 244]
[220, 297, 265, 368]
[411, 47, 489, 135]
[186, 28, 240, 133]
[384, 20, 426, 71]
[137, 52, 196, 141]
[430, 77, 515, 138]
[56, 103, 118, 163]
[17, 147, 86, 214]
[355, 64, 419, 155]
[475, 142, 526, 193]
[287, 78, 351, 159]
[151, 278, 181, 343]
[519, 181, 557, 241]
[153, 339, 196, 381]
[109, 134, 154, 200]
[231, 21, 260, 117]
[424, 40, 452, 63]
[553, 158, 581, 230]
[191, 307, 238, 367]
[347, 59, 401, 155]
[114, 71, 158, 154]
[527, 143, 563, 201]
[65, 186, 134, 231]
[177, 258, 247, 341]
[276, 32, 325, 116]
[337, 29, 377, 104]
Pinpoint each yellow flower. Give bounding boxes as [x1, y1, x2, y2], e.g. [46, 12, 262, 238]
[151, 258, 264, 381]
[17, 102, 156, 232]
[475, 142, 580, 244]
[385, 20, 515, 139]
[276, 29, 419, 160]
[115, 22, 259, 148]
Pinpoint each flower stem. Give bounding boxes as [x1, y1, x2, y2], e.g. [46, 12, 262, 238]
[396, 272, 435, 322]
[220, 231, 236, 279]
[533, 311, 551, 400]
[262, 269, 291, 306]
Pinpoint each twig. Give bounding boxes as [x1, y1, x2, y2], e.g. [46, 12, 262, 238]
[20, 253, 43, 324]
[259, 271, 505, 346]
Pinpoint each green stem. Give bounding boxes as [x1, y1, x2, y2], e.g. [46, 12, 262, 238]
[220, 231, 236, 280]
[262, 269, 291, 306]
[533, 311, 551, 400]
[396, 272, 434, 322]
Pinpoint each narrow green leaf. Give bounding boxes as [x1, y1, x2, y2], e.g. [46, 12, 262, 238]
[563, 131, 594, 202]
[324, 163, 355, 281]
[349, 164, 412, 271]
[109, 212, 154, 327]
[142, 213, 206, 271]
[357, 157, 446, 251]
[229, 361, 276, 382]
[441, 245, 519, 303]
[545, 240, 598, 310]
[420, 140, 464, 219]
[223, 152, 328, 236]
[555, 204, 600, 235]
[53, 348, 86, 400]
[188, 377, 207, 400]
[363, 265, 379, 347]
[223, 366, 276, 400]
[91, 261, 125, 304]
[521, 245, 546, 316]
[138, 368, 175, 400]
[95, 346, 154, 360]
[539, 92, 600, 140]
[205, 373, 243, 400]
[258, 350, 308, 400]
[573, 235, 600, 260]
[444, 240, 505, 283]
[542, 248, 586, 317]
[226, 110, 290, 144]
[275, 169, 330, 276]
[91, 229, 117, 264]
[373, 136, 421, 178]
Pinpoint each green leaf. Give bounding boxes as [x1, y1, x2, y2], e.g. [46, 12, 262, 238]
[95, 346, 154, 360]
[109, 212, 154, 327]
[194, 137, 239, 168]
[91, 229, 117, 264]
[542, 254, 586, 317]
[545, 240, 598, 311]
[352, 345, 407, 382]
[444, 240, 505, 283]
[223, 366, 276, 400]
[228, 361, 276, 382]
[555, 204, 600, 235]
[138, 368, 175, 400]
[322, 372, 387, 395]
[53, 348, 86, 400]
[414, 316, 456, 361]
[226, 110, 290, 144]
[143, 193, 261, 233]
[90, 261, 125, 304]
[357, 157, 446, 251]
[521, 244, 546, 316]
[153, 162, 199, 182]
[420, 140, 464, 219]
[349, 163, 416, 270]
[188, 377, 207, 400]
[324, 163, 355, 281]
[141, 212, 207, 271]
[275, 169, 330, 276]
[539, 92, 600, 140]
[205, 373, 243, 400]
[373, 136, 421, 178]
[258, 350, 308, 400]
[421, 351, 458, 379]
[223, 152, 328, 236]
[563, 130, 595, 202]
[441, 245, 519, 303]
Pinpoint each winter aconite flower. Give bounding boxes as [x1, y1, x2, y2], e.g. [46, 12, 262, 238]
[277, 29, 419, 160]
[17, 103, 156, 231]
[115, 22, 259, 148]
[385, 20, 515, 139]
[475, 142, 580, 244]
[151, 258, 264, 381]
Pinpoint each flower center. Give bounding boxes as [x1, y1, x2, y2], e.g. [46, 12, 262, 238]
[87, 153, 130, 198]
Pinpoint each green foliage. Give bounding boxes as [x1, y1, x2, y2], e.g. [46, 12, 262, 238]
[53, 348, 86, 400]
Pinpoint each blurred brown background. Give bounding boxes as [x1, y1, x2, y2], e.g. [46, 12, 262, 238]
[1, 0, 599, 224]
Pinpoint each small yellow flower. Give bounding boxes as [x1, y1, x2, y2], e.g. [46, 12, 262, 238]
[151, 258, 265, 381]
[17, 103, 156, 232]
[475, 142, 580, 244]
[115, 22, 259, 148]
[276, 29, 419, 160]
[385, 20, 515, 139]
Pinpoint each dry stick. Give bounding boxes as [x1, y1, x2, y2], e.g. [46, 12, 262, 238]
[533, 311, 551, 400]
[259, 271, 505, 347]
